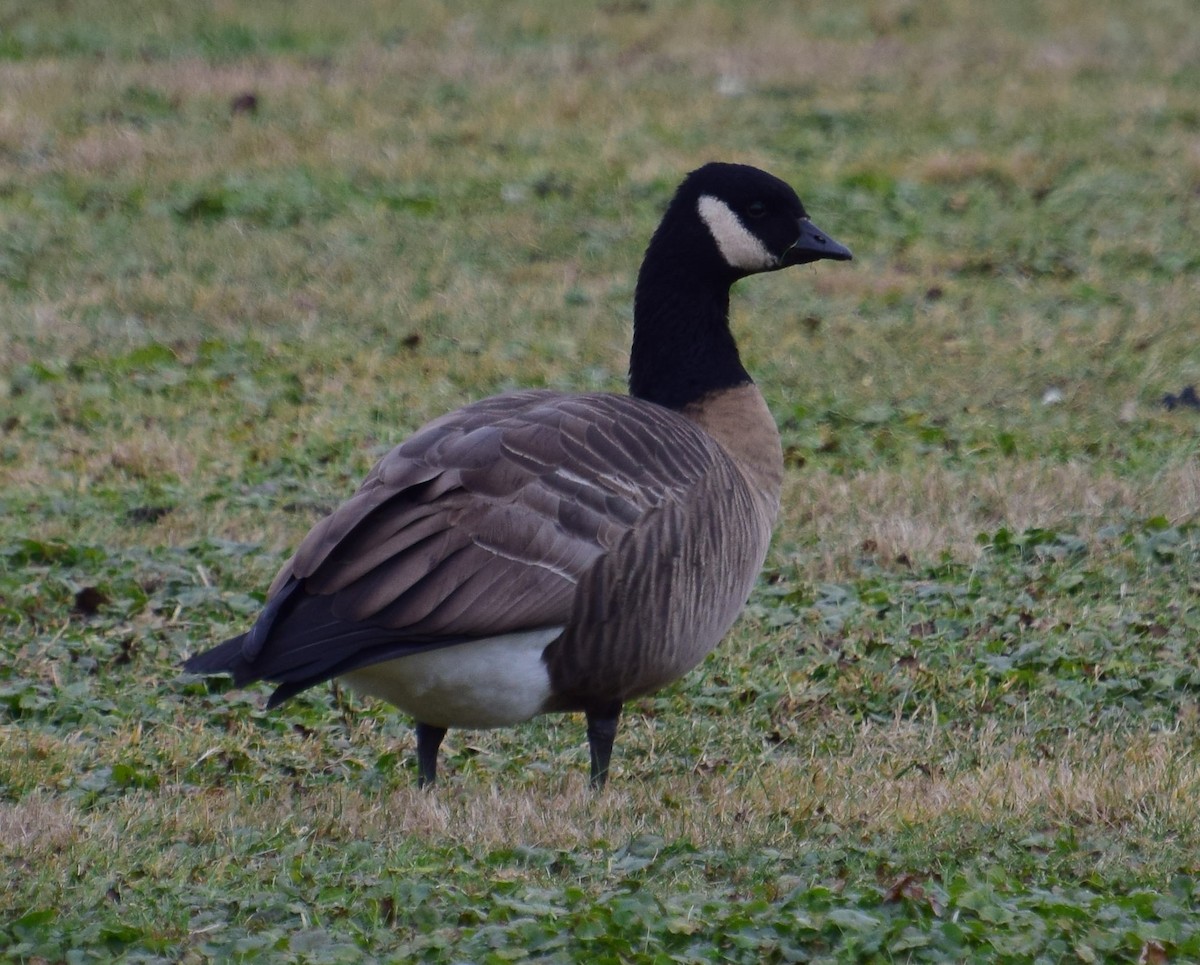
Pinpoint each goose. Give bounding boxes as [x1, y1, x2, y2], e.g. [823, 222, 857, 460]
[184, 162, 851, 787]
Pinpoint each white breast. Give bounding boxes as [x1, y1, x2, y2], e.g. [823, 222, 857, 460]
[338, 628, 562, 728]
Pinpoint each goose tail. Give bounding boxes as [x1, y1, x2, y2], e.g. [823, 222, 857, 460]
[182, 632, 256, 684]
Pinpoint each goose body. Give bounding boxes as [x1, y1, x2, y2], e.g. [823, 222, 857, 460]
[184, 162, 851, 785]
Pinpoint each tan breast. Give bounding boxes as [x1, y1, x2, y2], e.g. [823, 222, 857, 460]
[681, 382, 784, 523]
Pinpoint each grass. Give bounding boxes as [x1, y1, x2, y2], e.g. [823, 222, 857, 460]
[2, 0, 1199, 960]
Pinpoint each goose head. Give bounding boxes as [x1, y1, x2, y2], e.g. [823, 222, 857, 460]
[651, 162, 852, 281]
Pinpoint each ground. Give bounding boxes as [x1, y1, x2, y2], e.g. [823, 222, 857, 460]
[2, 0, 1200, 960]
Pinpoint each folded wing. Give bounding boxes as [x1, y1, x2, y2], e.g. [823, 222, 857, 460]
[186, 389, 725, 704]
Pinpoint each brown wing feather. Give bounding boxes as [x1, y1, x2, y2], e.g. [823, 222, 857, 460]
[274, 390, 726, 642]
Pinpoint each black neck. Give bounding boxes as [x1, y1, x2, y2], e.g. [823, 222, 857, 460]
[628, 224, 750, 410]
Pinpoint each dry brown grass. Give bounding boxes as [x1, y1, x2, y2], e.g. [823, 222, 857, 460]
[0, 792, 79, 863]
[7, 718, 1195, 874]
[778, 459, 1200, 578]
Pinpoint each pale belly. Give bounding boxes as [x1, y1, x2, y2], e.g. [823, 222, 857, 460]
[338, 628, 563, 729]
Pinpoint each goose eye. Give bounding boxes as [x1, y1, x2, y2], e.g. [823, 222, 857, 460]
[746, 201, 767, 218]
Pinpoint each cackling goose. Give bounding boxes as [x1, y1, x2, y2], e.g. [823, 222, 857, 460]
[184, 162, 852, 787]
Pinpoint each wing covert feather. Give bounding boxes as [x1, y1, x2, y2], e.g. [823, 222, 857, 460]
[271, 390, 728, 647]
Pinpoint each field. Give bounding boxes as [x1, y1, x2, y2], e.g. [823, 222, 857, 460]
[2, 0, 1200, 960]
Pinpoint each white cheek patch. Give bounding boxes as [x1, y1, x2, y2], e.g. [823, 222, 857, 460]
[697, 195, 778, 271]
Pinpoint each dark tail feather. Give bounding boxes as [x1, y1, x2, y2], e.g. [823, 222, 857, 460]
[182, 633, 258, 685]
[182, 577, 479, 709]
[182, 580, 306, 686]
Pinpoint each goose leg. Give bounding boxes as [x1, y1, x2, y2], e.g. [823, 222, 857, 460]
[415, 722, 447, 788]
[585, 702, 622, 789]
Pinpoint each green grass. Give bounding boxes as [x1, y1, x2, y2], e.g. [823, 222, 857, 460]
[3, 0, 1200, 960]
